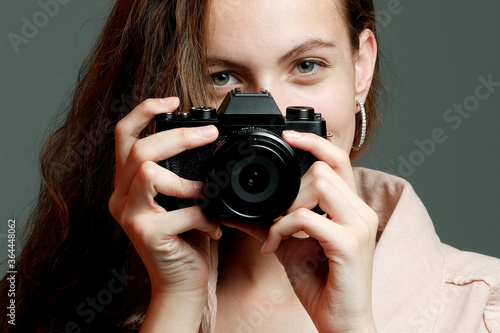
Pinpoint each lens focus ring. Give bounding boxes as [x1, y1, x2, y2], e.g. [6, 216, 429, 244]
[206, 128, 301, 223]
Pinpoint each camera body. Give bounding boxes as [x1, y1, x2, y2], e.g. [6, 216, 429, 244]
[154, 89, 327, 223]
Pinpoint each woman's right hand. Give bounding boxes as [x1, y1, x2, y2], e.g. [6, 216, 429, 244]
[108, 97, 221, 303]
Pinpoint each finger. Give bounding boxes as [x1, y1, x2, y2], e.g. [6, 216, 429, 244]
[220, 219, 269, 243]
[124, 161, 205, 213]
[163, 206, 221, 240]
[115, 97, 180, 173]
[115, 125, 218, 195]
[127, 205, 222, 242]
[287, 174, 361, 227]
[261, 209, 347, 255]
[283, 131, 356, 191]
[289, 161, 362, 214]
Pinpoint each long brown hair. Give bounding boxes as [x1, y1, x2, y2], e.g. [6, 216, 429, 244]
[0, 0, 381, 331]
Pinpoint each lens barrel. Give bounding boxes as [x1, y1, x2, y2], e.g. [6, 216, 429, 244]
[205, 128, 301, 223]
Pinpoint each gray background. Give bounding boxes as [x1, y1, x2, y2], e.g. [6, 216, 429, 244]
[1, 0, 499, 277]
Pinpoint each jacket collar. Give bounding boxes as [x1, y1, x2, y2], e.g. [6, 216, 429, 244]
[354, 167, 447, 331]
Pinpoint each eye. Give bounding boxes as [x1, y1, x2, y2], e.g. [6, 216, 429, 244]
[210, 72, 238, 86]
[296, 61, 317, 74]
[291, 59, 328, 77]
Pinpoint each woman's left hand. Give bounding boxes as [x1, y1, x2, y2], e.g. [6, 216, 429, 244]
[226, 130, 379, 333]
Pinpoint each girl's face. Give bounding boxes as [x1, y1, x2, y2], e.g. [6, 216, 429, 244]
[204, 0, 377, 154]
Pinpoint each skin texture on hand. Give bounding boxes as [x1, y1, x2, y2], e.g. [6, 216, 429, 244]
[109, 97, 222, 330]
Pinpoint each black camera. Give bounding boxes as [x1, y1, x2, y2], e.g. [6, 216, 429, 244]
[154, 89, 327, 223]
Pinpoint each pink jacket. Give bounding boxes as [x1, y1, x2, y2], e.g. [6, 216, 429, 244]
[356, 168, 500, 332]
[202, 168, 500, 332]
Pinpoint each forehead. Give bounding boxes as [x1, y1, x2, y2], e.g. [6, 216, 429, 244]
[204, 0, 349, 57]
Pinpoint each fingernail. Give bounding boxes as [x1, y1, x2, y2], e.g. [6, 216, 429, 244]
[198, 125, 217, 138]
[159, 97, 178, 104]
[260, 240, 268, 253]
[283, 130, 302, 139]
[193, 182, 204, 193]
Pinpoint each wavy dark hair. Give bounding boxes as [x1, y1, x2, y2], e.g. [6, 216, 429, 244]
[0, 0, 381, 331]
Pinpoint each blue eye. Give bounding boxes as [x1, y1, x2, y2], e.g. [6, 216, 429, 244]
[211, 72, 237, 86]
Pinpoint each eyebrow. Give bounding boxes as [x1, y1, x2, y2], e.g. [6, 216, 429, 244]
[206, 58, 244, 69]
[278, 38, 337, 63]
[206, 38, 337, 69]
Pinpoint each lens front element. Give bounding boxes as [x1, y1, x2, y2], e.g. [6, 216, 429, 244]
[207, 129, 301, 223]
[232, 156, 279, 203]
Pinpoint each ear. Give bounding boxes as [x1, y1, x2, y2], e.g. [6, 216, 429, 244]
[354, 29, 378, 104]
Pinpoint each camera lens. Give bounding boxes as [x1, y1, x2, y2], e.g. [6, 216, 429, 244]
[239, 163, 271, 195]
[206, 128, 301, 223]
[232, 156, 278, 202]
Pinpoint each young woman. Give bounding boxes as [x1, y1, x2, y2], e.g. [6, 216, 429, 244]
[1, 0, 499, 332]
